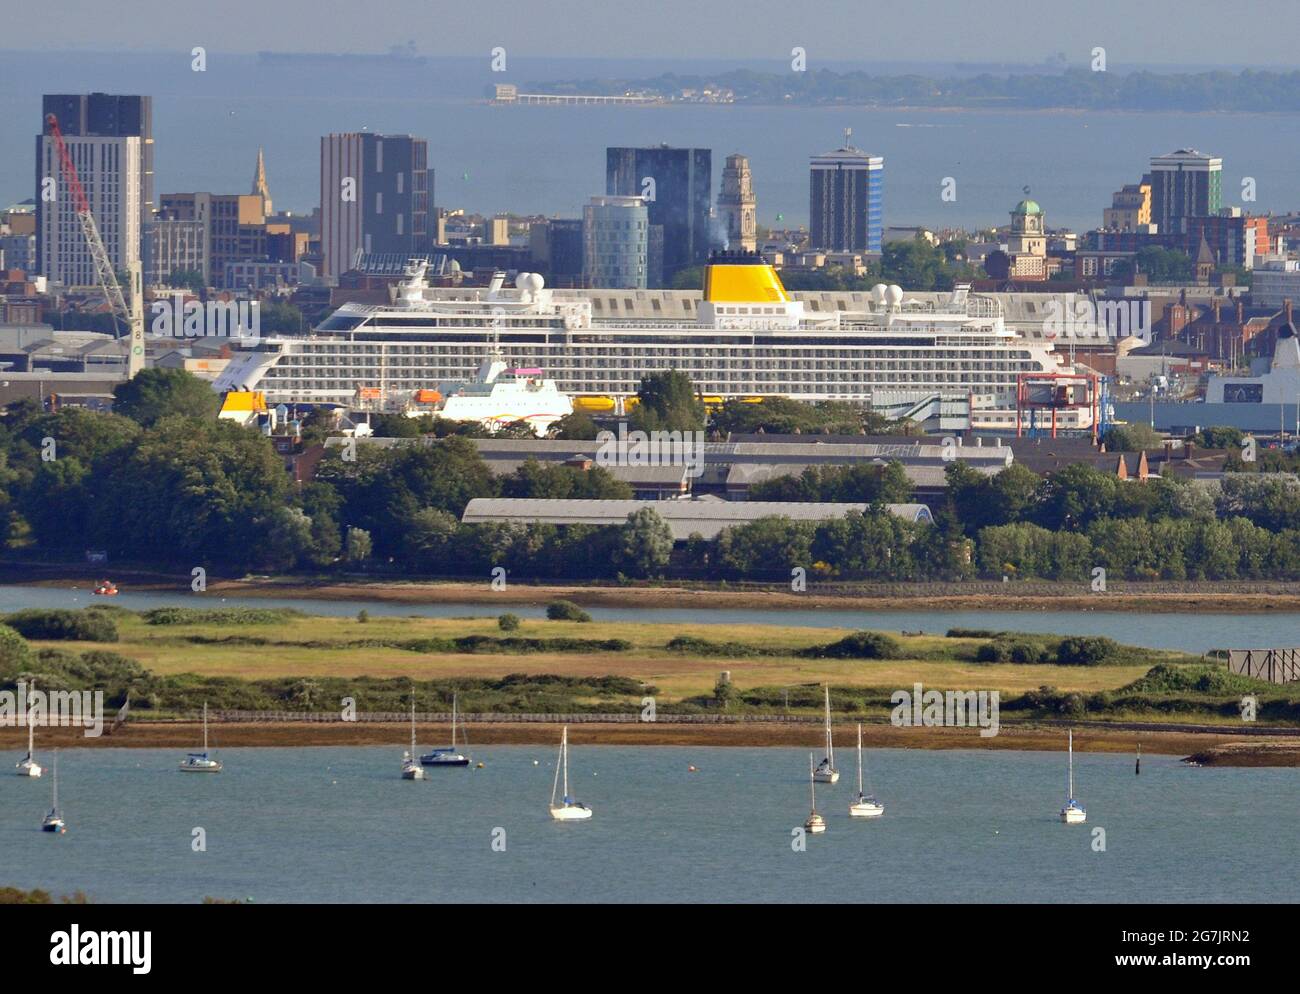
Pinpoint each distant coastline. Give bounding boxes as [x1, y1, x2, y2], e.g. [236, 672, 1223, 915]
[7, 566, 1300, 613]
[526, 67, 1300, 114]
[5, 719, 1296, 765]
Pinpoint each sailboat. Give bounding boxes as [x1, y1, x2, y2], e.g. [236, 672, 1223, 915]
[1060, 729, 1086, 824]
[420, 693, 470, 767]
[16, 680, 42, 778]
[813, 685, 839, 783]
[401, 700, 426, 780]
[179, 702, 222, 772]
[849, 724, 884, 818]
[41, 751, 65, 833]
[804, 753, 826, 833]
[548, 726, 592, 821]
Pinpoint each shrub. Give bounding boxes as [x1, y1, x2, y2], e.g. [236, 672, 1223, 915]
[801, 631, 901, 660]
[1056, 636, 1121, 666]
[546, 600, 591, 623]
[665, 635, 768, 657]
[947, 628, 998, 639]
[357, 610, 370, 624]
[976, 638, 1048, 663]
[3, 609, 118, 643]
[143, 607, 304, 626]
[498, 614, 522, 632]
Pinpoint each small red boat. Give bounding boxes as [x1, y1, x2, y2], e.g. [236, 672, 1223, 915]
[92, 580, 119, 596]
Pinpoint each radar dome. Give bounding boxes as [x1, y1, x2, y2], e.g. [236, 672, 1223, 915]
[871, 283, 887, 303]
[514, 272, 530, 289]
[886, 284, 904, 305]
[525, 272, 544, 292]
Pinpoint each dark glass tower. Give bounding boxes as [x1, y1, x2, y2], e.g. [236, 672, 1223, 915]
[606, 145, 712, 284]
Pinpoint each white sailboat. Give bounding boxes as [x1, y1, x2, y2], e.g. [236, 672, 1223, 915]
[402, 700, 426, 780]
[849, 724, 884, 818]
[41, 751, 65, 833]
[16, 680, 42, 778]
[1060, 729, 1086, 824]
[804, 752, 826, 833]
[420, 692, 470, 767]
[548, 726, 592, 821]
[813, 685, 839, 783]
[179, 703, 222, 772]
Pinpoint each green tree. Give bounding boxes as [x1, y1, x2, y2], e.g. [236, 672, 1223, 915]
[1103, 422, 1163, 451]
[167, 269, 206, 293]
[95, 416, 291, 566]
[112, 368, 220, 426]
[615, 507, 674, 577]
[629, 370, 705, 433]
[549, 410, 600, 440]
[263, 506, 315, 571]
[344, 526, 373, 564]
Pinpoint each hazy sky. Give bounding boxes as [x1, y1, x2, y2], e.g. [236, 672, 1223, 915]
[15, 0, 1300, 66]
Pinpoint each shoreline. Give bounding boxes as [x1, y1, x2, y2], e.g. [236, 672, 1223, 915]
[7, 567, 1300, 613]
[5, 720, 1297, 765]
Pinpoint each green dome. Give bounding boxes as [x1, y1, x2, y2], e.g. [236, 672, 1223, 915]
[1013, 199, 1043, 215]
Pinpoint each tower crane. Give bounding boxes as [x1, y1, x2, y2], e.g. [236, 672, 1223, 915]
[44, 113, 145, 377]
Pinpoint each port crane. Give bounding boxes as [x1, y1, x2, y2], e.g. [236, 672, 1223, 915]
[44, 113, 145, 377]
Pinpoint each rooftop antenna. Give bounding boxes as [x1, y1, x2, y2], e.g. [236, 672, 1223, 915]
[844, 127, 853, 148]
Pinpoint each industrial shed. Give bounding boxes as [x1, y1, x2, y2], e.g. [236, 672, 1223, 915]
[460, 496, 933, 541]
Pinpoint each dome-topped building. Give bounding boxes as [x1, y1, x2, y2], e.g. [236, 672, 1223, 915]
[1005, 196, 1047, 280]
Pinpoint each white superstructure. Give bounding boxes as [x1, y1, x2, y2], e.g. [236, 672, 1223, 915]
[214, 255, 1091, 429]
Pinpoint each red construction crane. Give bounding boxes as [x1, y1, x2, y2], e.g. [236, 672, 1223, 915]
[44, 112, 144, 376]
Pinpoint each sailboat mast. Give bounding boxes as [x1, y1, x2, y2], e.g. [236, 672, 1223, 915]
[562, 727, 570, 799]
[451, 693, 457, 749]
[809, 752, 816, 809]
[1068, 729, 1074, 798]
[824, 686, 834, 764]
[857, 724, 864, 794]
[202, 702, 209, 752]
[549, 728, 563, 806]
[52, 752, 59, 808]
[410, 700, 417, 754]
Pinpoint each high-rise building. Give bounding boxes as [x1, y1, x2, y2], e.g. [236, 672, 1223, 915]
[529, 218, 585, 287]
[606, 145, 711, 282]
[583, 195, 649, 289]
[320, 133, 430, 277]
[1182, 209, 1269, 270]
[717, 153, 757, 252]
[1102, 177, 1152, 232]
[36, 93, 154, 284]
[146, 209, 207, 288]
[809, 131, 883, 253]
[159, 192, 266, 287]
[1149, 149, 1222, 235]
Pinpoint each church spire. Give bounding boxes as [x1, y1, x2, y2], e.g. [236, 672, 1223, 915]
[252, 146, 272, 217]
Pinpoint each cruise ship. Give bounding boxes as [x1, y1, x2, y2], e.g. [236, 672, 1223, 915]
[213, 253, 1093, 430]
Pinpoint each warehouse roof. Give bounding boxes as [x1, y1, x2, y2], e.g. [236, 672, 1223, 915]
[461, 497, 933, 540]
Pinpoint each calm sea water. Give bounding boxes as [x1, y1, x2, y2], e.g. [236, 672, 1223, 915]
[0, 583, 1293, 654]
[2, 52, 1296, 230]
[1, 746, 1293, 903]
